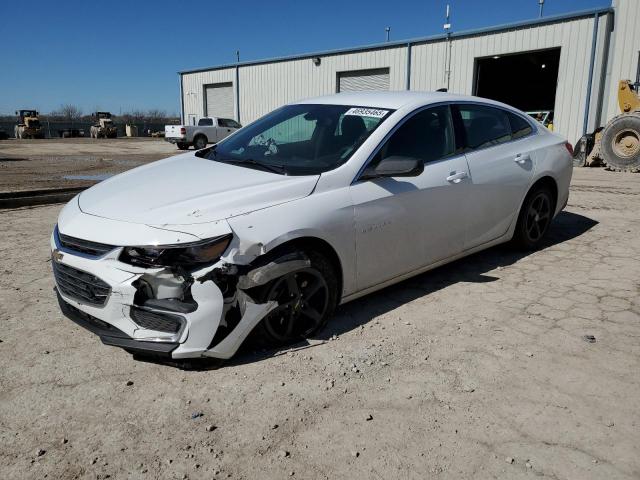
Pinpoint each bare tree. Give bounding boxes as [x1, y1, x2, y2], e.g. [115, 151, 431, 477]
[54, 104, 83, 122]
[146, 109, 167, 122]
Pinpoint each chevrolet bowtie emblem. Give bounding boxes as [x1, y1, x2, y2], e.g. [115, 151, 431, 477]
[52, 250, 64, 262]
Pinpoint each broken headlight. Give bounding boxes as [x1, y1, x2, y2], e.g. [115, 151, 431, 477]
[119, 235, 232, 268]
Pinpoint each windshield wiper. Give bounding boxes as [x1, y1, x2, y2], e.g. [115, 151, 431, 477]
[224, 157, 287, 175]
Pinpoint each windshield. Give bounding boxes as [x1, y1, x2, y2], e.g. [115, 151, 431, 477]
[205, 104, 393, 175]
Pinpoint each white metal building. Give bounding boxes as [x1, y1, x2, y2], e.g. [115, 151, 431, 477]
[179, 0, 640, 144]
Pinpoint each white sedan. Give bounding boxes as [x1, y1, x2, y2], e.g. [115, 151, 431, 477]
[51, 91, 573, 363]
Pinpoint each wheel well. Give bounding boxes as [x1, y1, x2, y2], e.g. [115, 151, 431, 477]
[528, 176, 558, 212]
[194, 133, 207, 143]
[262, 237, 344, 297]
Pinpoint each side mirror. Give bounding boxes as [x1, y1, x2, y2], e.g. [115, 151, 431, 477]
[361, 155, 424, 180]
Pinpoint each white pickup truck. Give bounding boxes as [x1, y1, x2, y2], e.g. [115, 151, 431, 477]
[165, 117, 242, 150]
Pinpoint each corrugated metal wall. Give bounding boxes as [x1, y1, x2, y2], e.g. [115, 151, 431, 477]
[182, 69, 235, 120]
[238, 47, 407, 123]
[182, 10, 626, 144]
[411, 14, 607, 143]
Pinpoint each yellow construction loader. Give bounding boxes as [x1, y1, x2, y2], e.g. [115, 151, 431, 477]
[14, 109, 44, 139]
[576, 80, 640, 171]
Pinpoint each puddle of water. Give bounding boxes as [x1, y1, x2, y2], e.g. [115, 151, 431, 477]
[63, 174, 114, 181]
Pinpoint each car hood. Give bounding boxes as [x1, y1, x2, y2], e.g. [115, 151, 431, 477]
[78, 153, 319, 226]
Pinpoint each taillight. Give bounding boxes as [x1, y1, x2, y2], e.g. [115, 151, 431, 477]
[180, 127, 186, 135]
[564, 141, 574, 156]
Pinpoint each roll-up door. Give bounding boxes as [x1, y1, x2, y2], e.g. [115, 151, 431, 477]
[337, 68, 390, 92]
[205, 83, 234, 118]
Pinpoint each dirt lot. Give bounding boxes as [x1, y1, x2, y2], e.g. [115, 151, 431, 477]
[0, 138, 179, 192]
[0, 168, 638, 480]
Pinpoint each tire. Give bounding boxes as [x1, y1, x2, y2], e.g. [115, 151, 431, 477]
[601, 113, 640, 171]
[177, 142, 189, 150]
[193, 135, 207, 150]
[256, 250, 338, 347]
[512, 185, 555, 250]
[572, 135, 588, 167]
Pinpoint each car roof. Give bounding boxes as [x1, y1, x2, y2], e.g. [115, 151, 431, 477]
[294, 90, 515, 111]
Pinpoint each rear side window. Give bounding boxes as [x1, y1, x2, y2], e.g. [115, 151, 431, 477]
[508, 112, 534, 139]
[198, 118, 213, 126]
[375, 105, 455, 165]
[457, 104, 511, 149]
[219, 118, 241, 128]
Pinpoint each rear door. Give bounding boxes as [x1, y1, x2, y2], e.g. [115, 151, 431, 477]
[350, 104, 470, 290]
[217, 118, 241, 141]
[453, 104, 535, 249]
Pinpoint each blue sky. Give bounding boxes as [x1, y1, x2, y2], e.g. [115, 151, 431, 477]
[1, 0, 610, 115]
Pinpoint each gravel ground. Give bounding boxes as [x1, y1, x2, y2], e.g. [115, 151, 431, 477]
[0, 168, 638, 480]
[0, 138, 180, 192]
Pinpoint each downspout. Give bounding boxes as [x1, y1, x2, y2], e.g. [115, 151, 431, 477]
[179, 73, 184, 125]
[406, 42, 412, 90]
[235, 65, 241, 123]
[582, 12, 600, 135]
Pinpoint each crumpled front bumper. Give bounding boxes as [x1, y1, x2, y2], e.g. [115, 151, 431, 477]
[51, 227, 276, 360]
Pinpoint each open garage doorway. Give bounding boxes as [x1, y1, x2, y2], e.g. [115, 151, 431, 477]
[474, 48, 561, 117]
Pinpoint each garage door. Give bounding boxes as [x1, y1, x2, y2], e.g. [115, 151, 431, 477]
[338, 68, 390, 92]
[205, 83, 234, 118]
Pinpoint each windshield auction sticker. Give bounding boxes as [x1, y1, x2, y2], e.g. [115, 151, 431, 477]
[344, 107, 389, 118]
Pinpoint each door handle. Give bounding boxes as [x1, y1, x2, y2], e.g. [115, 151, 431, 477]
[514, 153, 531, 164]
[446, 171, 468, 183]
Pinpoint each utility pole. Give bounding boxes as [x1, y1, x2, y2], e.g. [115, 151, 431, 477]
[236, 50, 240, 63]
[444, 4, 452, 91]
[385, 27, 390, 42]
[539, 0, 545, 18]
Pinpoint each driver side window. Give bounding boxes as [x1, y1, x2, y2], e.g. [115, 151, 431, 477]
[374, 105, 455, 166]
[248, 113, 317, 146]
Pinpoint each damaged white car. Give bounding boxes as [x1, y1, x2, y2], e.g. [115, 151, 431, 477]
[51, 91, 572, 362]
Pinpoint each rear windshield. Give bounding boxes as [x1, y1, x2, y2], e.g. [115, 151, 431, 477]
[206, 104, 393, 175]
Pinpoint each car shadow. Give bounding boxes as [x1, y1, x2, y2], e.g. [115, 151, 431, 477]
[139, 211, 597, 371]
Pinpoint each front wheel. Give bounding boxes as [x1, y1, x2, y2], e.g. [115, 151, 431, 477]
[257, 251, 338, 346]
[512, 186, 554, 250]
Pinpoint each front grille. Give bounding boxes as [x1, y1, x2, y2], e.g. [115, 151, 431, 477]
[130, 307, 184, 334]
[53, 261, 111, 306]
[58, 230, 116, 257]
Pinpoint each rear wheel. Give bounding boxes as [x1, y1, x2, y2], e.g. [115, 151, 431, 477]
[177, 142, 189, 150]
[257, 251, 338, 346]
[512, 186, 554, 250]
[193, 135, 207, 150]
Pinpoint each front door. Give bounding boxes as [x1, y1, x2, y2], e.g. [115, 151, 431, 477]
[350, 104, 471, 291]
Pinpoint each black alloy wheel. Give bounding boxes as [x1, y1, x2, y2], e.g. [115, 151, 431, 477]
[513, 186, 554, 250]
[525, 191, 552, 243]
[261, 267, 331, 344]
